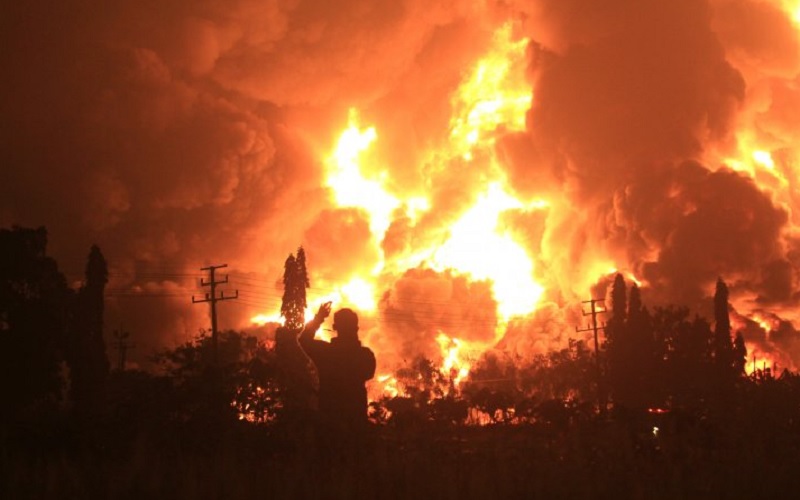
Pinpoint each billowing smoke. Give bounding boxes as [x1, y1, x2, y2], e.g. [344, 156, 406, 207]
[3, 0, 800, 370]
[374, 268, 498, 361]
[508, 0, 800, 365]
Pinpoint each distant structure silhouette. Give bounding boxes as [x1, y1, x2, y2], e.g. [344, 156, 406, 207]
[67, 245, 111, 406]
[299, 302, 376, 427]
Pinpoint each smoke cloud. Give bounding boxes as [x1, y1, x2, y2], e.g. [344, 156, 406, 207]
[3, 0, 800, 369]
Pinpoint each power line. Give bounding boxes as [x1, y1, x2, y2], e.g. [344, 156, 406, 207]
[95, 265, 542, 325]
[105, 291, 515, 326]
[112, 327, 135, 371]
[576, 298, 607, 413]
[192, 264, 238, 367]
[68, 263, 511, 306]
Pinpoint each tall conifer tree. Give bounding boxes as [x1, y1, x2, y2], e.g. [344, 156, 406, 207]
[67, 245, 110, 405]
[713, 277, 734, 368]
[611, 273, 628, 325]
[628, 283, 642, 320]
[281, 247, 309, 330]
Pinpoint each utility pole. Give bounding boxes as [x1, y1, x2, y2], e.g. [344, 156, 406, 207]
[576, 298, 607, 413]
[112, 327, 135, 371]
[577, 298, 606, 360]
[192, 264, 238, 367]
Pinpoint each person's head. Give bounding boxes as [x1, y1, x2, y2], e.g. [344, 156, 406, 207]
[333, 308, 359, 341]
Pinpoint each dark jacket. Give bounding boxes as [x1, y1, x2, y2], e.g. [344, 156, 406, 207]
[299, 318, 376, 423]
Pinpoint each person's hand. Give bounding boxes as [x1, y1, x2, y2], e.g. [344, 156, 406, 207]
[316, 301, 332, 321]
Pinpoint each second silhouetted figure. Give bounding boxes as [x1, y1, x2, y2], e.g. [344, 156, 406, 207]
[299, 302, 376, 427]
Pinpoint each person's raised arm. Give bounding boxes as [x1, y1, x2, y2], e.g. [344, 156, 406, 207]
[299, 301, 332, 344]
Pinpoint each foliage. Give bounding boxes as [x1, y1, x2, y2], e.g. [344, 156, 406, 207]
[66, 245, 110, 407]
[604, 275, 745, 411]
[370, 342, 598, 427]
[9, 374, 800, 500]
[281, 247, 309, 330]
[370, 356, 468, 426]
[0, 226, 71, 419]
[5, 236, 800, 498]
[155, 330, 285, 424]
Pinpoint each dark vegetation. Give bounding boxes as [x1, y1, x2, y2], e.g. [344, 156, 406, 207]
[3, 226, 800, 499]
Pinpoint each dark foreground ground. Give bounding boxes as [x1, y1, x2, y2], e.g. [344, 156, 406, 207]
[4, 409, 800, 500]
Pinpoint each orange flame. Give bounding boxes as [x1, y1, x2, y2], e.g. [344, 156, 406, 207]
[253, 22, 545, 366]
[251, 12, 800, 394]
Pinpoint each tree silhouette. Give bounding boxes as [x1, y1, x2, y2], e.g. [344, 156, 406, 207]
[610, 273, 627, 324]
[296, 247, 309, 290]
[460, 340, 596, 423]
[0, 226, 70, 418]
[275, 247, 318, 418]
[712, 277, 734, 370]
[626, 283, 656, 407]
[605, 274, 627, 377]
[598, 276, 753, 412]
[66, 245, 110, 407]
[733, 332, 747, 374]
[605, 276, 627, 401]
[156, 329, 285, 423]
[463, 352, 522, 423]
[606, 275, 656, 409]
[281, 247, 309, 330]
[628, 282, 643, 318]
[651, 306, 714, 408]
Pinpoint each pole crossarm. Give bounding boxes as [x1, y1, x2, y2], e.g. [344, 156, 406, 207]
[112, 327, 135, 371]
[191, 264, 238, 367]
[575, 299, 607, 335]
[575, 297, 608, 413]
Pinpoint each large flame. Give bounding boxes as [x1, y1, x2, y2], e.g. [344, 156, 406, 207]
[252, 9, 800, 394]
[448, 22, 531, 159]
[429, 183, 546, 320]
[252, 21, 546, 392]
[325, 109, 400, 238]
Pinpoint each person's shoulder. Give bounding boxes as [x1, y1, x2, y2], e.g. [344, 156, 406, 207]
[300, 337, 329, 350]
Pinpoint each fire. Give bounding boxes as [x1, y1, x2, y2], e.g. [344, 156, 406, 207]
[778, 0, 800, 24]
[376, 374, 399, 398]
[606, 268, 644, 288]
[740, 313, 797, 376]
[436, 333, 471, 386]
[718, 133, 787, 185]
[253, 21, 544, 376]
[251, 313, 281, 326]
[250, 11, 800, 394]
[752, 150, 775, 171]
[249, 275, 377, 325]
[744, 344, 781, 377]
[325, 109, 402, 237]
[751, 312, 778, 334]
[449, 22, 531, 159]
[367, 335, 474, 401]
[339, 278, 377, 312]
[430, 183, 546, 320]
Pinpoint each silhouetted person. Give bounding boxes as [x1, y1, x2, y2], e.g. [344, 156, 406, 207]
[275, 325, 318, 416]
[299, 302, 376, 427]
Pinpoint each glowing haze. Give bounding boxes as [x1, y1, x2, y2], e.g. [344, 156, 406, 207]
[4, 0, 800, 379]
